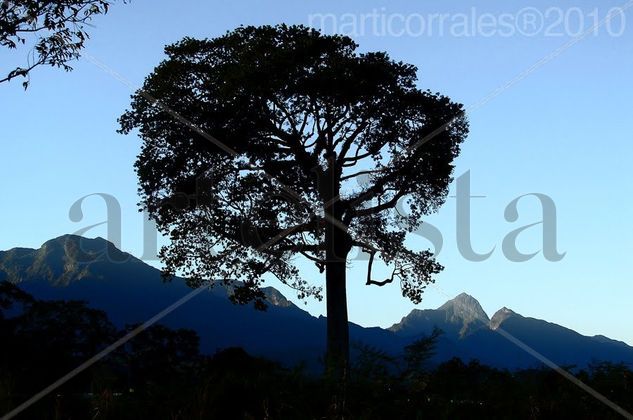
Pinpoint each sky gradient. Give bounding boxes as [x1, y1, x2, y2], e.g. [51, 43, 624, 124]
[1, 0, 632, 343]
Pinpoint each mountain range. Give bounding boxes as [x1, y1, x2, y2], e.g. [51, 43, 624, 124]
[1, 234, 632, 370]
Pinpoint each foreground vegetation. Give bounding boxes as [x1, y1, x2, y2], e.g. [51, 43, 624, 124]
[1, 281, 631, 419]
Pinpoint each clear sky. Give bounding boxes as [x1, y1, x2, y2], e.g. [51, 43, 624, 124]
[1, 0, 632, 344]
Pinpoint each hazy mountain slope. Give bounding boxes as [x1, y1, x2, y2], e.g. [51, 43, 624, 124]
[389, 293, 490, 339]
[391, 297, 633, 369]
[464, 308, 633, 369]
[2, 235, 632, 370]
[0, 235, 403, 366]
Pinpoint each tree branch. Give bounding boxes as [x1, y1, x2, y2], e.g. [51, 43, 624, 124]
[340, 169, 383, 182]
[353, 240, 396, 287]
[336, 119, 370, 168]
[352, 189, 407, 218]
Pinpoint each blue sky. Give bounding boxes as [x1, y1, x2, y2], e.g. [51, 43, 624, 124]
[1, 0, 632, 343]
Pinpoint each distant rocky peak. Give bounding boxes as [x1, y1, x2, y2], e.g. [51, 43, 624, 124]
[262, 287, 294, 308]
[439, 293, 490, 324]
[0, 235, 138, 286]
[490, 307, 517, 330]
[434, 293, 490, 338]
[41, 235, 126, 260]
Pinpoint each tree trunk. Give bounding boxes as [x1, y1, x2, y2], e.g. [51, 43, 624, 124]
[324, 225, 350, 417]
[321, 154, 350, 415]
[320, 152, 351, 383]
[324, 226, 351, 381]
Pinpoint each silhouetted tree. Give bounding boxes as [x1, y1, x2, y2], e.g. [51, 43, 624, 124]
[403, 327, 443, 390]
[123, 324, 201, 387]
[0, 0, 122, 88]
[351, 341, 397, 384]
[0, 282, 117, 417]
[587, 361, 633, 408]
[1, 280, 632, 420]
[118, 24, 468, 379]
[0, 280, 33, 315]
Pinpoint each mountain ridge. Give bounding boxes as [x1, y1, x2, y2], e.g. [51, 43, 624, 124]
[2, 234, 632, 370]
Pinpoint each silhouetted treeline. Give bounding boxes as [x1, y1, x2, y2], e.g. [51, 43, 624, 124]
[1, 281, 631, 419]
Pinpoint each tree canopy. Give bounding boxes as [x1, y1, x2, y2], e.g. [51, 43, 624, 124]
[119, 24, 467, 303]
[0, 0, 119, 88]
[119, 24, 468, 376]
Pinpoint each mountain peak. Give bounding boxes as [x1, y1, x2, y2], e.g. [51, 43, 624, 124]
[42, 234, 118, 252]
[490, 307, 517, 330]
[439, 293, 489, 323]
[437, 293, 489, 337]
[1, 235, 136, 286]
[42, 235, 134, 262]
[440, 292, 477, 305]
[389, 293, 490, 339]
[262, 287, 295, 308]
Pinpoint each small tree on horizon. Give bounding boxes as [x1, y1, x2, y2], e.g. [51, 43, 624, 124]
[118, 24, 468, 380]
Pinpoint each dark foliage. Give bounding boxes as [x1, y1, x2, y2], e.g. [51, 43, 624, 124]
[1, 283, 631, 419]
[118, 24, 468, 306]
[118, 24, 469, 375]
[0, 0, 123, 88]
